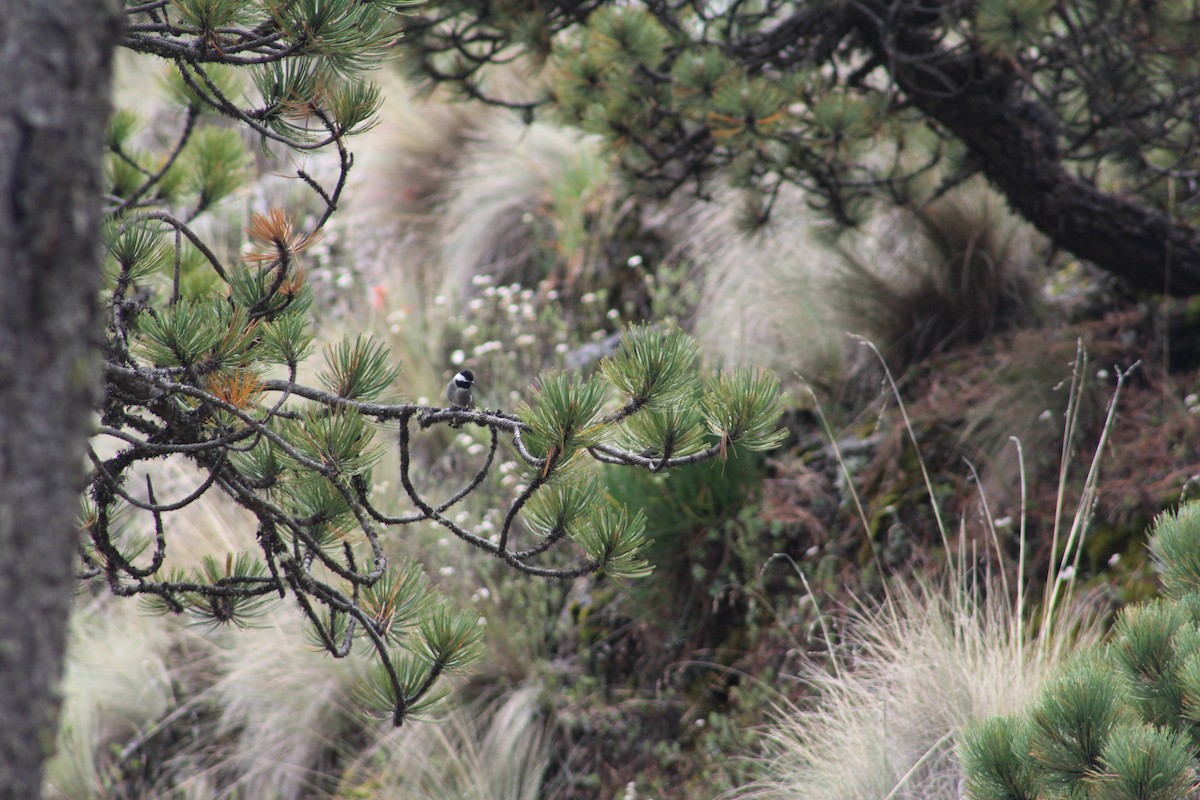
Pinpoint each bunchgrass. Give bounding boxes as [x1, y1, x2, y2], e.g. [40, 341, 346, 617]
[832, 179, 1040, 374]
[44, 596, 180, 800]
[435, 115, 619, 301]
[336, 685, 552, 800]
[199, 610, 370, 800]
[671, 184, 846, 389]
[729, 342, 1124, 800]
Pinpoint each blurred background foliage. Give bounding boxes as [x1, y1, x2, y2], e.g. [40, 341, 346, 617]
[55, 2, 1200, 797]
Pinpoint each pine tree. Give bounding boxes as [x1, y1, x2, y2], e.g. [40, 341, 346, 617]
[0, 3, 791, 795]
[404, 1, 1200, 295]
[86, 0, 789, 731]
[0, 3, 123, 797]
[960, 504, 1200, 800]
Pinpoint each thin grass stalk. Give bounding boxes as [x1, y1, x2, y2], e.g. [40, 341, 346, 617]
[880, 729, 956, 800]
[802, 382, 887, 586]
[855, 338, 953, 575]
[1045, 361, 1140, 635]
[1044, 342, 1086, 614]
[1012, 436, 1028, 665]
[735, 345, 1126, 800]
[798, 567, 846, 683]
[968, 458, 1013, 620]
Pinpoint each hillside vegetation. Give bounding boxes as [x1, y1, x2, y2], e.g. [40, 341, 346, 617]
[51, 47, 1200, 800]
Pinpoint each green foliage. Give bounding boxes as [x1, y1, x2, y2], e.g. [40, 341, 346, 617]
[703, 366, 789, 451]
[599, 324, 701, 411]
[1026, 659, 1131, 794]
[1109, 601, 1198, 729]
[1148, 503, 1200, 597]
[671, 47, 735, 113]
[105, 108, 140, 151]
[962, 503, 1200, 800]
[584, 6, 670, 67]
[359, 652, 447, 720]
[319, 335, 401, 401]
[278, 474, 356, 538]
[358, 605, 486, 720]
[504, 324, 789, 582]
[173, 0, 252, 32]
[602, 448, 766, 555]
[618, 403, 708, 460]
[228, 261, 314, 319]
[523, 474, 600, 539]
[960, 717, 1038, 800]
[261, 312, 316, 365]
[360, 558, 434, 643]
[809, 91, 876, 142]
[193, 553, 277, 626]
[284, 407, 383, 475]
[405, 0, 1200, 295]
[570, 504, 653, 581]
[269, 0, 418, 75]
[1093, 723, 1195, 800]
[134, 299, 252, 369]
[92, 0, 791, 733]
[252, 58, 371, 142]
[163, 61, 243, 110]
[184, 127, 250, 212]
[517, 370, 609, 462]
[103, 218, 173, 287]
[975, 0, 1053, 56]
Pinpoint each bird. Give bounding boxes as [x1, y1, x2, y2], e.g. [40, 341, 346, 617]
[446, 369, 475, 408]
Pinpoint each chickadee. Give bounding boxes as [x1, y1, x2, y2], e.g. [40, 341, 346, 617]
[446, 369, 475, 408]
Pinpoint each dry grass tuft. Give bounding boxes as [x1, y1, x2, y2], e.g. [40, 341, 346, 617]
[45, 597, 180, 800]
[731, 347, 1135, 800]
[337, 685, 552, 800]
[730, 577, 1105, 800]
[195, 611, 370, 800]
[833, 179, 1042, 373]
[670, 185, 847, 389]
[433, 115, 626, 302]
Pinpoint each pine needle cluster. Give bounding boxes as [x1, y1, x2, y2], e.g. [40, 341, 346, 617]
[87, 1, 790, 726]
[960, 504, 1200, 800]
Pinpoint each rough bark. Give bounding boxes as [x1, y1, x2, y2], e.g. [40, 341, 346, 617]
[854, 8, 1200, 296]
[0, 2, 122, 798]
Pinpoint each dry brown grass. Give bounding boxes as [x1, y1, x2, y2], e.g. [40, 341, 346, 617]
[833, 179, 1043, 374]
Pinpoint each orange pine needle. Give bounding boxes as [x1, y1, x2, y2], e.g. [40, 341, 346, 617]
[205, 369, 265, 409]
[244, 208, 323, 265]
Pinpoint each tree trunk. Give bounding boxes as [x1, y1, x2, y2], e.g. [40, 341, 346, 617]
[853, 7, 1200, 297]
[0, 2, 122, 797]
